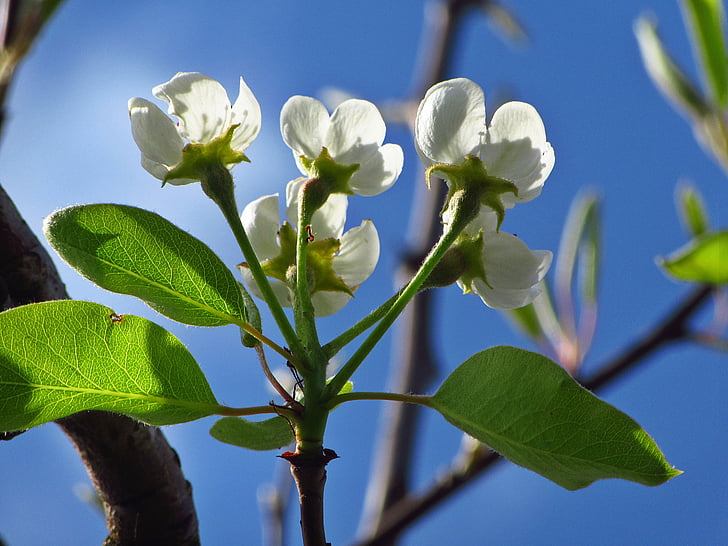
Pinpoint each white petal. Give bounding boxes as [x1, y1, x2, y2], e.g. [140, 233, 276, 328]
[326, 99, 386, 165]
[128, 98, 184, 178]
[311, 291, 351, 317]
[333, 220, 379, 287]
[481, 231, 549, 289]
[285, 178, 347, 239]
[153, 72, 231, 143]
[458, 206, 499, 236]
[348, 143, 404, 196]
[481, 101, 554, 205]
[238, 266, 292, 308]
[414, 78, 485, 166]
[280, 96, 330, 160]
[471, 278, 542, 310]
[230, 76, 262, 152]
[240, 193, 281, 260]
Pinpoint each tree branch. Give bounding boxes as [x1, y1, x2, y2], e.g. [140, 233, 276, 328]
[0, 184, 201, 545]
[357, 1, 487, 542]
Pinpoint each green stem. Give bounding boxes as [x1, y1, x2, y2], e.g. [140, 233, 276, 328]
[327, 391, 433, 410]
[323, 289, 403, 359]
[323, 189, 477, 399]
[232, 318, 305, 370]
[215, 404, 298, 420]
[208, 169, 305, 359]
[293, 181, 320, 351]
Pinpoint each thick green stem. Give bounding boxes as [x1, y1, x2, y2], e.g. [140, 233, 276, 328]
[293, 179, 321, 350]
[324, 190, 478, 399]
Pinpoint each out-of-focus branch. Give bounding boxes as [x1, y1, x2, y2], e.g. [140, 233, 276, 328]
[1, 185, 201, 544]
[354, 284, 715, 545]
[357, 0, 491, 542]
[0, 0, 64, 138]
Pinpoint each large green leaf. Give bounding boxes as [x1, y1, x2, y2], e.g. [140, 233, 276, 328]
[44, 204, 246, 327]
[210, 416, 294, 450]
[0, 301, 224, 431]
[431, 346, 681, 490]
[659, 231, 728, 284]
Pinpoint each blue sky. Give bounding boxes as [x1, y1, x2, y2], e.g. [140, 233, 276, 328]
[1, 1, 727, 544]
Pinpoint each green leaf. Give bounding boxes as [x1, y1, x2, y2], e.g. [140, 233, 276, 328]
[0, 300, 223, 431]
[210, 416, 293, 450]
[506, 302, 544, 341]
[676, 182, 711, 236]
[659, 230, 728, 284]
[431, 346, 681, 490]
[635, 16, 712, 119]
[44, 204, 246, 327]
[682, 0, 728, 107]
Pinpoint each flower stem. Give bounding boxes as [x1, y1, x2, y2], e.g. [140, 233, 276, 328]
[327, 391, 433, 409]
[324, 189, 477, 399]
[204, 165, 305, 359]
[323, 289, 403, 359]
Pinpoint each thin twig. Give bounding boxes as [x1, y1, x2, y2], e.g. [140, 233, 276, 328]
[354, 284, 715, 545]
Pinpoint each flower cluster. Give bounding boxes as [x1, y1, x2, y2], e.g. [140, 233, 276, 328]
[129, 74, 554, 313]
[415, 78, 554, 309]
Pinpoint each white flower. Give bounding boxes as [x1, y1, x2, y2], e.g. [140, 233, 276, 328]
[415, 78, 554, 208]
[280, 96, 403, 196]
[129, 72, 261, 184]
[239, 179, 380, 317]
[448, 208, 552, 309]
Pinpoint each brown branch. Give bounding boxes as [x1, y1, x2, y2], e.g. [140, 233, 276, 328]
[357, 0, 488, 542]
[0, 184, 201, 545]
[354, 284, 715, 545]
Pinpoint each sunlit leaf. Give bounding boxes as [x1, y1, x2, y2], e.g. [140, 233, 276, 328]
[659, 231, 728, 284]
[431, 346, 681, 490]
[210, 416, 293, 450]
[0, 301, 223, 431]
[44, 204, 246, 327]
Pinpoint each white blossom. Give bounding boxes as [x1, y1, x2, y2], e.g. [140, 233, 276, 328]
[415, 78, 554, 208]
[129, 72, 260, 184]
[280, 96, 403, 196]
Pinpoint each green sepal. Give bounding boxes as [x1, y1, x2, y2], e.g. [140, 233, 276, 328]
[658, 230, 728, 284]
[452, 230, 489, 293]
[255, 222, 354, 297]
[258, 222, 297, 283]
[431, 346, 682, 490]
[308, 237, 355, 296]
[165, 125, 247, 185]
[300, 147, 359, 198]
[428, 155, 517, 229]
[0, 301, 223, 431]
[210, 416, 294, 450]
